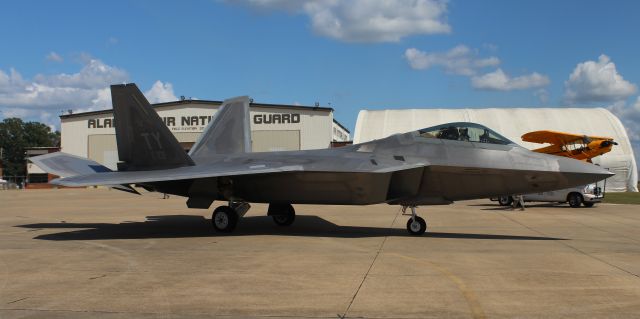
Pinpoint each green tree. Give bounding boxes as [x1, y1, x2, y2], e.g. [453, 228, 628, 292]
[0, 118, 60, 178]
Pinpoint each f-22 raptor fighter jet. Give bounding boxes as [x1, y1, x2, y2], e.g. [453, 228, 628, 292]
[32, 84, 613, 235]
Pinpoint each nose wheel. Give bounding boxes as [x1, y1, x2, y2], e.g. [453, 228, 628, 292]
[403, 205, 427, 235]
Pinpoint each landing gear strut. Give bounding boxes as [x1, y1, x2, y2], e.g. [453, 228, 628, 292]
[268, 203, 296, 226]
[403, 205, 427, 235]
[211, 201, 250, 233]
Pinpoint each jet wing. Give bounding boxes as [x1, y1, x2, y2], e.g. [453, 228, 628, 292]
[51, 162, 305, 187]
[51, 160, 427, 187]
[522, 130, 613, 145]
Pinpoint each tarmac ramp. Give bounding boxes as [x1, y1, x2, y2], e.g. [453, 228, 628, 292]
[1, 189, 640, 318]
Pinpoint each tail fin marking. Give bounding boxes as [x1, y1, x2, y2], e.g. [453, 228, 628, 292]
[111, 84, 194, 171]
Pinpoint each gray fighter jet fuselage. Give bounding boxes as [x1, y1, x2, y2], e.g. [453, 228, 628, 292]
[32, 84, 613, 235]
[158, 132, 609, 207]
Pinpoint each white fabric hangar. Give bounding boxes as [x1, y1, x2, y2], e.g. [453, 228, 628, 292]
[354, 107, 638, 192]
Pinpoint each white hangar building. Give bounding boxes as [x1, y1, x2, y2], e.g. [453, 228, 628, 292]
[354, 107, 638, 192]
[60, 99, 350, 171]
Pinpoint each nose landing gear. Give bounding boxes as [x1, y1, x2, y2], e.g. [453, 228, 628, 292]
[403, 205, 427, 235]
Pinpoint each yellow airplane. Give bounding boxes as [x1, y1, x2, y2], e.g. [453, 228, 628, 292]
[522, 130, 617, 162]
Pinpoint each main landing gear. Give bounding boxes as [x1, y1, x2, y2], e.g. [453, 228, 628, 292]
[403, 205, 427, 235]
[211, 202, 424, 235]
[211, 202, 250, 232]
[211, 202, 296, 233]
[268, 203, 296, 226]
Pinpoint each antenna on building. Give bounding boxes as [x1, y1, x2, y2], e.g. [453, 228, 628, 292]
[67, 109, 73, 115]
[250, 98, 254, 103]
[314, 102, 319, 107]
[180, 95, 186, 101]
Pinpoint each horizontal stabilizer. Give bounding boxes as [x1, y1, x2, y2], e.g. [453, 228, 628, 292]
[30, 152, 112, 178]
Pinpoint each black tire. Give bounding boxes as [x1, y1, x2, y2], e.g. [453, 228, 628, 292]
[568, 193, 583, 208]
[271, 203, 296, 226]
[212, 206, 238, 232]
[498, 196, 513, 206]
[406, 216, 427, 235]
[583, 202, 595, 208]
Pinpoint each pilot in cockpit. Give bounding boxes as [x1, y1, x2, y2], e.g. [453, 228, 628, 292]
[459, 127, 470, 141]
[438, 126, 459, 140]
[480, 129, 491, 143]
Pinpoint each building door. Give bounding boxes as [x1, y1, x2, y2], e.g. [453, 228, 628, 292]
[251, 130, 300, 152]
[88, 134, 118, 170]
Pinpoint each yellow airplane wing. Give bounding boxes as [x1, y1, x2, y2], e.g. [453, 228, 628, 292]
[522, 130, 617, 162]
[522, 130, 613, 145]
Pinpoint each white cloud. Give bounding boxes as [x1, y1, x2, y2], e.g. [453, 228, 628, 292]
[144, 80, 177, 103]
[90, 87, 113, 109]
[405, 45, 549, 92]
[46, 52, 63, 63]
[608, 97, 640, 141]
[471, 69, 550, 91]
[0, 68, 26, 94]
[0, 57, 176, 129]
[0, 58, 128, 111]
[608, 97, 640, 168]
[233, 0, 451, 42]
[404, 45, 499, 76]
[34, 58, 128, 90]
[564, 54, 637, 104]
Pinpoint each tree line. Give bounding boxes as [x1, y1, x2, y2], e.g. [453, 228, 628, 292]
[0, 118, 60, 179]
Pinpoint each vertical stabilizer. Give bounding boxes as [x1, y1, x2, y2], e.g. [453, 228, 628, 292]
[111, 83, 194, 171]
[189, 96, 251, 160]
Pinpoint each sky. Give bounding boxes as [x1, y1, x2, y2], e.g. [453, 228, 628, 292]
[1, 0, 639, 163]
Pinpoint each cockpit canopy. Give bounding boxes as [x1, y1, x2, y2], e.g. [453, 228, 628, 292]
[418, 122, 515, 145]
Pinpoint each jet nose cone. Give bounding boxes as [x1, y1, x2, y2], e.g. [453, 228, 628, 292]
[557, 157, 614, 187]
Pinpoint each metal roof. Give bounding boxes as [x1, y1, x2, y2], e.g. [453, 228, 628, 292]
[59, 99, 334, 119]
[332, 119, 351, 133]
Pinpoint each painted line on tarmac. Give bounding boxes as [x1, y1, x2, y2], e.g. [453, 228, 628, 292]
[388, 253, 487, 319]
[340, 207, 403, 319]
